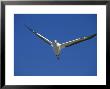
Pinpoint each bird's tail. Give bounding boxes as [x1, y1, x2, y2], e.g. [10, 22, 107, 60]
[56, 55, 60, 60]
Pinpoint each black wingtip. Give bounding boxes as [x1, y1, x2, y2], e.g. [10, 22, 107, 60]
[93, 34, 97, 36]
[24, 24, 32, 31]
[24, 24, 36, 33]
[87, 33, 97, 39]
[91, 33, 97, 38]
[24, 24, 29, 29]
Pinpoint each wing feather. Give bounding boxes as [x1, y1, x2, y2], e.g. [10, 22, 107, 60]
[61, 34, 96, 48]
[25, 25, 52, 45]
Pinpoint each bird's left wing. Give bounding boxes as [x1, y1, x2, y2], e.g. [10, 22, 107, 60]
[25, 25, 53, 46]
[61, 34, 96, 48]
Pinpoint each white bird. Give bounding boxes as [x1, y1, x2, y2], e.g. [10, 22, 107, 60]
[25, 25, 96, 59]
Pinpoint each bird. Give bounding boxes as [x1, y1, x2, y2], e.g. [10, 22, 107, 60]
[25, 25, 96, 60]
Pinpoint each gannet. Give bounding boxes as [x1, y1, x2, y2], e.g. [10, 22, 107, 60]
[25, 25, 96, 59]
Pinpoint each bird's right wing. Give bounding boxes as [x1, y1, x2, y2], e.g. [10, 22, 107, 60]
[61, 34, 96, 48]
[25, 25, 53, 46]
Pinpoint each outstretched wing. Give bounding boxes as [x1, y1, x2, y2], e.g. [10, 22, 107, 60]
[25, 25, 52, 46]
[61, 34, 96, 48]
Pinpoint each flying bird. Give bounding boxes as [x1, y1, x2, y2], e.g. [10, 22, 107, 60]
[25, 25, 96, 59]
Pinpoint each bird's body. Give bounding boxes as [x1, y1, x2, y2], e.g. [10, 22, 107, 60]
[25, 25, 96, 60]
[52, 40, 61, 59]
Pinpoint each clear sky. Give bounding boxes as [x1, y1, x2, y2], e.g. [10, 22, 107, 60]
[14, 14, 97, 76]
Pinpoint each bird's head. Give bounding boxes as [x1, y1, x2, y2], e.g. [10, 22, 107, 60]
[54, 40, 57, 43]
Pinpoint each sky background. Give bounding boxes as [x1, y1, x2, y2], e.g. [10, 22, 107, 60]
[14, 14, 97, 76]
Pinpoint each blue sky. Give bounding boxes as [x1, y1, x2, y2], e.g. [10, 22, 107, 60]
[14, 14, 97, 76]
